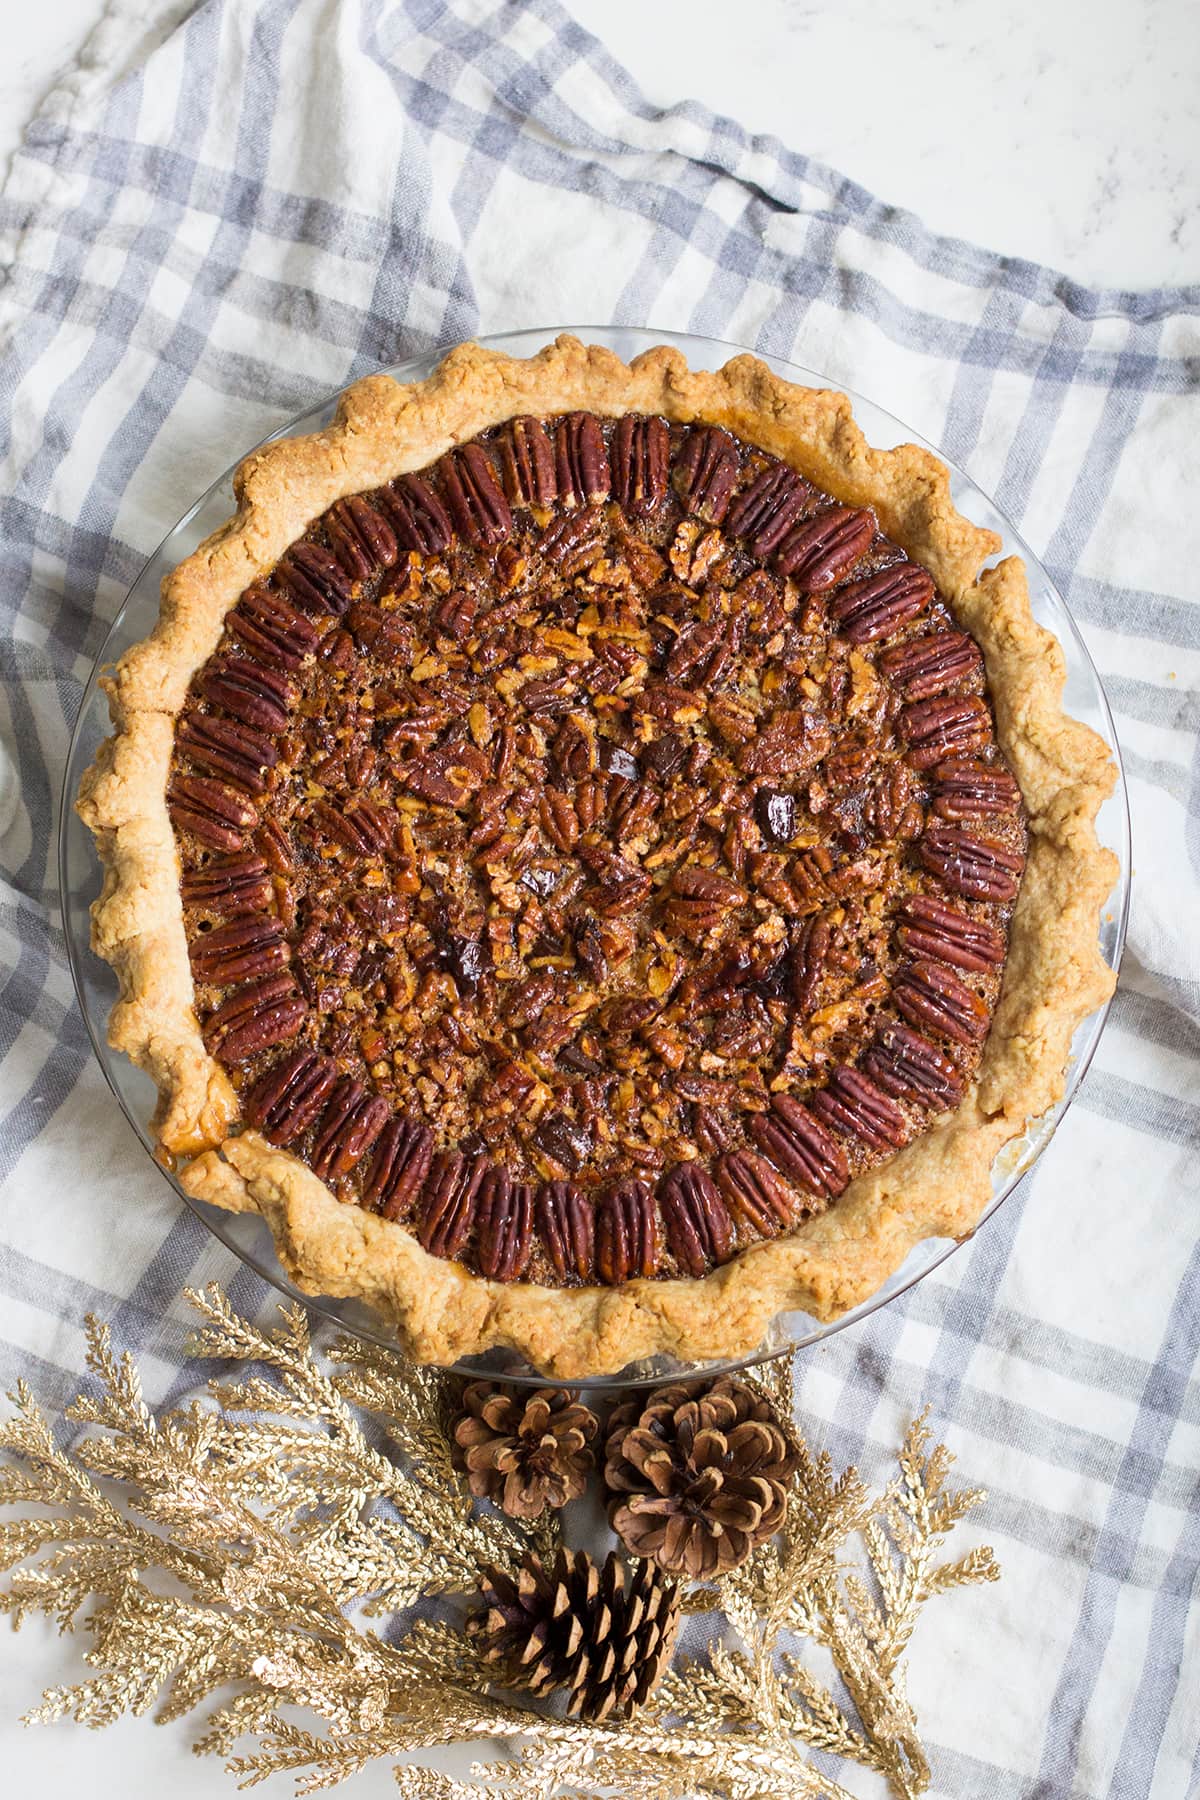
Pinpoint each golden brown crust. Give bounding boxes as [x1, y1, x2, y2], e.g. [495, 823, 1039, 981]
[79, 335, 1118, 1376]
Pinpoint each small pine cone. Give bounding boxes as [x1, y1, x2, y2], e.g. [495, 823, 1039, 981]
[451, 1383, 598, 1519]
[469, 1547, 680, 1722]
[604, 1376, 799, 1578]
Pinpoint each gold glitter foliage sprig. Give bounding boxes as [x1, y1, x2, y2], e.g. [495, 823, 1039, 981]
[0, 1285, 998, 1799]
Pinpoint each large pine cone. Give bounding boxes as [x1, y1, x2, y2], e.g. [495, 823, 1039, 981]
[604, 1375, 799, 1577]
[469, 1547, 680, 1722]
[451, 1383, 598, 1519]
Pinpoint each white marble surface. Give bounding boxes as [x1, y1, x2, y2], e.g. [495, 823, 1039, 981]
[8, 0, 1196, 288]
[0, 3, 1195, 1798]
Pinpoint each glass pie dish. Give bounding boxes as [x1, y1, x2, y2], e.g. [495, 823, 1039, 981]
[59, 326, 1131, 1387]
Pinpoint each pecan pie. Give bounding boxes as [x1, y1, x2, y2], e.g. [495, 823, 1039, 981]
[78, 337, 1117, 1375]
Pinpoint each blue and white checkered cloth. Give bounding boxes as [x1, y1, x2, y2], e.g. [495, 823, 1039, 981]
[1, 2, 1197, 1793]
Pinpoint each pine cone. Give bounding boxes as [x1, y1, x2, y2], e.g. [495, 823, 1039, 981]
[451, 1383, 598, 1519]
[469, 1548, 680, 1721]
[604, 1376, 799, 1578]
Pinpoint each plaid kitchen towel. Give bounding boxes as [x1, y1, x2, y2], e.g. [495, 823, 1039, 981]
[1, 1, 1198, 1794]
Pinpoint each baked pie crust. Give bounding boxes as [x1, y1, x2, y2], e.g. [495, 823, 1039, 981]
[78, 336, 1118, 1376]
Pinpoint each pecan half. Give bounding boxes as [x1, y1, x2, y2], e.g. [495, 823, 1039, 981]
[168, 775, 257, 851]
[325, 494, 398, 579]
[540, 504, 606, 573]
[595, 1180, 658, 1284]
[659, 1164, 733, 1276]
[555, 412, 610, 507]
[442, 444, 512, 547]
[865, 762, 924, 842]
[305, 1078, 390, 1181]
[823, 733, 874, 794]
[809, 1066, 907, 1150]
[417, 1151, 487, 1259]
[243, 1049, 337, 1144]
[612, 414, 669, 514]
[827, 562, 934, 645]
[789, 913, 831, 1015]
[737, 708, 830, 778]
[275, 541, 354, 616]
[714, 1149, 795, 1237]
[189, 914, 289, 985]
[751, 1094, 849, 1197]
[181, 852, 273, 916]
[309, 797, 395, 857]
[893, 958, 991, 1045]
[196, 656, 293, 734]
[348, 600, 412, 657]
[725, 462, 811, 557]
[537, 1181, 595, 1283]
[362, 1116, 434, 1219]
[863, 1020, 964, 1108]
[500, 416, 557, 506]
[202, 973, 306, 1065]
[176, 713, 277, 795]
[475, 1167, 535, 1281]
[662, 864, 747, 939]
[539, 788, 579, 852]
[896, 893, 1005, 970]
[900, 694, 993, 769]
[692, 1104, 736, 1155]
[918, 825, 1025, 902]
[931, 757, 1021, 819]
[775, 504, 873, 590]
[227, 585, 319, 668]
[673, 425, 738, 524]
[879, 627, 981, 698]
[382, 473, 454, 553]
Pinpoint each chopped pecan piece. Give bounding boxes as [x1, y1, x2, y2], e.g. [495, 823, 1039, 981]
[893, 958, 990, 1045]
[275, 541, 354, 616]
[168, 775, 257, 851]
[500, 416, 557, 506]
[751, 1094, 849, 1197]
[659, 1164, 733, 1276]
[673, 425, 738, 524]
[919, 825, 1025, 902]
[176, 713, 277, 795]
[900, 694, 993, 770]
[931, 757, 1021, 819]
[417, 1151, 487, 1259]
[595, 1180, 658, 1284]
[879, 627, 981, 698]
[714, 1149, 795, 1237]
[809, 1066, 907, 1150]
[310, 1078, 390, 1180]
[201, 972, 306, 1065]
[662, 864, 747, 939]
[828, 562, 934, 645]
[612, 414, 669, 513]
[196, 656, 293, 733]
[555, 412, 610, 506]
[725, 462, 811, 557]
[382, 473, 454, 553]
[181, 853, 274, 917]
[475, 1167, 535, 1281]
[227, 585, 319, 668]
[896, 893, 1005, 971]
[863, 1021, 964, 1109]
[324, 494, 398, 578]
[362, 1117, 434, 1219]
[244, 1049, 337, 1145]
[580, 845, 652, 916]
[442, 443, 512, 547]
[189, 914, 289, 986]
[537, 1181, 595, 1283]
[776, 504, 873, 590]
